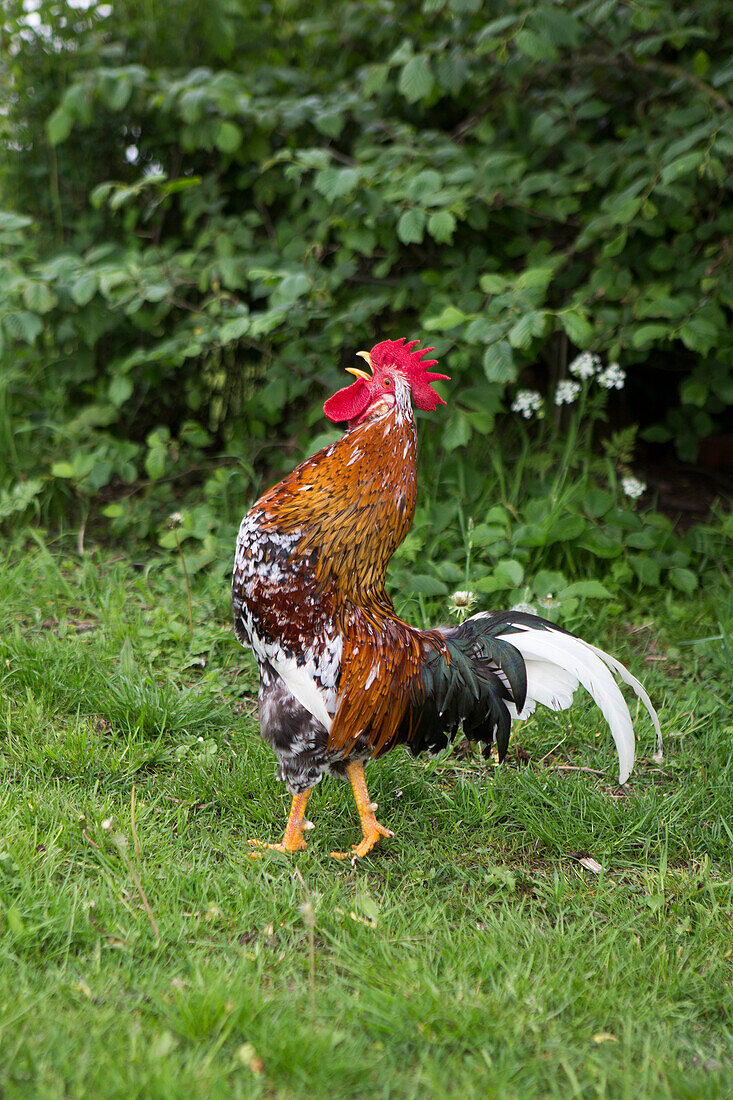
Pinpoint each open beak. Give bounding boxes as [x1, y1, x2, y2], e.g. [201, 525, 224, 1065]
[346, 351, 373, 381]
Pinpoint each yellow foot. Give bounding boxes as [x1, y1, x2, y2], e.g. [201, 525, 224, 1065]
[247, 790, 313, 858]
[331, 821, 394, 861]
[247, 836, 307, 859]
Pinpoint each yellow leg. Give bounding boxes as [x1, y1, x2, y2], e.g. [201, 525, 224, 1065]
[331, 761, 394, 860]
[248, 789, 312, 856]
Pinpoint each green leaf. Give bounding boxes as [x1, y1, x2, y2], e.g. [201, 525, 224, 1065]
[0, 211, 32, 232]
[508, 313, 537, 349]
[471, 524, 506, 547]
[219, 315, 251, 343]
[482, 341, 515, 383]
[314, 167, 362, 200]
[145, 447, 167, 481]
[406, 574, 449, 596]
[603, 229, 627, 258]
[142, 281, 172, 303]
[631, 323, 670, 349]
[423, 305, 465, 331]
[274, 273, 311, 304]
[427, 210, 456, 243]
[560, 310, 593, 348]
[680, 379, 708, 407]
[46, 107, 73, 145]
[22, 282, 57, 314]
[398, 55, 434, 102]
[363, 63, 389, 96]
[532, 570, 566, 598]
[215, 121, 242, 153]
[660, 152, 704, 185]
[51, 462, 75, 478]
[71, 272, 98, 306]
[3, 311, 42, 345]
[101, 75, 132, 111]
[442, 411, 471, 451]
[408, 170, 442, 200]
[629, 554, 661, 587]
[583, 489, 613, 517]
[495, 559, 524, 586]
[679, 318, 719, 354]
[669, 567, 698, 594]
[514, 29, 558, 63]
[479, 274, 507, 295]
[560, 580, 612, 600]
[397, 208, 426, 244]
[109, 375, 133, 407]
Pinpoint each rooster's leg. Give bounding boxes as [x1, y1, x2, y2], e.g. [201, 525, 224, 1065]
[248, 789, 312, 856]
[331, 761, 394, 860]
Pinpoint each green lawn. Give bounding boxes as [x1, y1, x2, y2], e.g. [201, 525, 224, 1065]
[0, 540, 731, 1098]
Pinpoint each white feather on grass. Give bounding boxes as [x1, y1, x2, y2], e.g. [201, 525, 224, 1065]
[491, 622, 661, 784]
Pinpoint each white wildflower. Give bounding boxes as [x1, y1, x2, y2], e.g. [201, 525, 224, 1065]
[555, 379, 581, 406]
[598, 363, 626, 390]
[143, 162, 165, 179]
[511, 601, 537, 616]
[511, 390, 544, 420]
[621, 475, 646, 500]
[537, 593, 560, 610]
[568, 352, 601, 380]
[168, 511, 184, 525]
[448, 590, 478, 620]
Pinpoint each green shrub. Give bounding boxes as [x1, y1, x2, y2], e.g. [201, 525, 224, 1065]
[1, 0, 731, 540]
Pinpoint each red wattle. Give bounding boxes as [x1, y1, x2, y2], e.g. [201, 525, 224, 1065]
[323, 379, 371, 424]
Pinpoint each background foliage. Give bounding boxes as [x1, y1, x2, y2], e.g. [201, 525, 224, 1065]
[0, 0, 731, 598]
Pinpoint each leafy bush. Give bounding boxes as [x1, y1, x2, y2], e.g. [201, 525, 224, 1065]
[1, 0, 731, 547]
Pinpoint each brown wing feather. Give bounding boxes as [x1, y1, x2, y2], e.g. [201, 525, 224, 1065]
[327, 606, 449, 758]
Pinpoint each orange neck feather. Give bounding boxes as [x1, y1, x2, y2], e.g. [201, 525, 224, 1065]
[254, 399, 417, 605]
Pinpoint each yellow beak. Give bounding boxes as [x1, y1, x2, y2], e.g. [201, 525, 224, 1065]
[346, 351, 373, 381]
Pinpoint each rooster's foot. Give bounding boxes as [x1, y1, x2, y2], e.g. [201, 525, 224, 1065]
[248, 790, 312, 858]
[331, 820, 394, 861]
[248, 836, 307, 858]
[331, 761, 394, 860]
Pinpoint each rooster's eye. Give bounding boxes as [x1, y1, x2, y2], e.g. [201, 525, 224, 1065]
[383, 377, 392, 386]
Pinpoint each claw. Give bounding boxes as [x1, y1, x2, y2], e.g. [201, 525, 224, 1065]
[248, 790, 312, 857]
[330, 762, 395, 860]
[248, 836, 307, 857]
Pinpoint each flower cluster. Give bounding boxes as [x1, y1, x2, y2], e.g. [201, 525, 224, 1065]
[555, 379, 581, 406]
[511, 390, 544, 420]
[511, 354, 626, 422]
[621, 475, 646, 499]
[568, 352, 601, 380]
[598, 363, 626, 390]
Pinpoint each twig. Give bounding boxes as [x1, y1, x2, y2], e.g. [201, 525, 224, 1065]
[76, 512, 87, 557]
[110, 832, 160, 947]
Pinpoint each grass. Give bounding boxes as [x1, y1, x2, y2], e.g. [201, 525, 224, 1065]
[0, 537, 731, 1099]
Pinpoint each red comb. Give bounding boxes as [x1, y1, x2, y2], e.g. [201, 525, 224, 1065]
[369, 338, 450, 411]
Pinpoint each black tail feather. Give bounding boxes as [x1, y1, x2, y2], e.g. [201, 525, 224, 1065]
[395, 615, 528, 760]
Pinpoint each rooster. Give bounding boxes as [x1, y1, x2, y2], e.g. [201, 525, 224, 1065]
[233, 338, 661, 859]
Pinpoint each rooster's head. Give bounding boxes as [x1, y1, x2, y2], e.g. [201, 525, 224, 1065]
[324, 338, 450, 426]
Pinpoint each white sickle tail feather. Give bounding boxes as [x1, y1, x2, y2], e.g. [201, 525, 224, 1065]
[469, 612, 662, 784]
